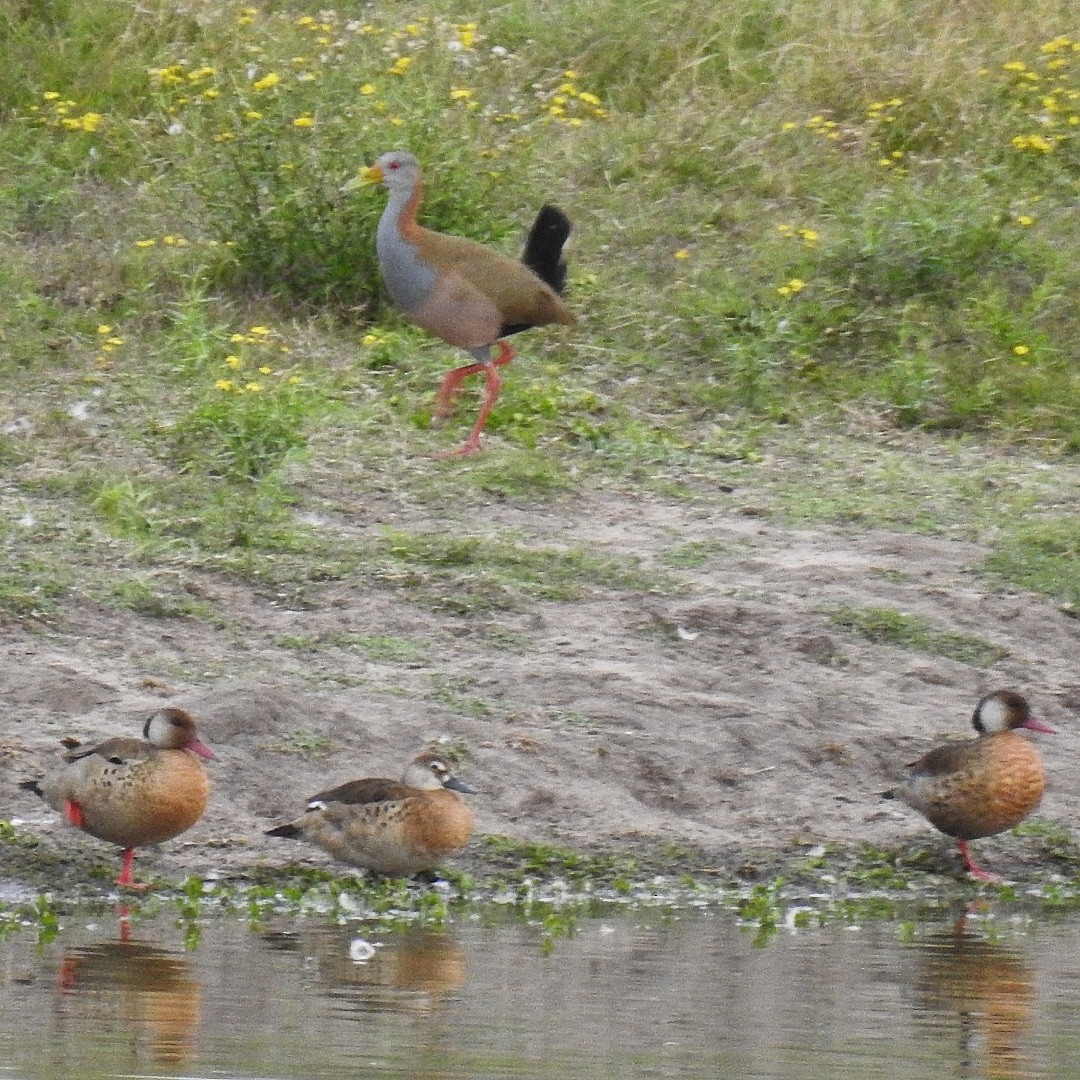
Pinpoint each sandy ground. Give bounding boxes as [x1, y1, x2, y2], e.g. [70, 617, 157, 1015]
[3, 489, 1078, 887]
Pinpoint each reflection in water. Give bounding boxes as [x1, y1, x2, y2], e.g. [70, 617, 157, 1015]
[261, 925, 467, 1014]
[4, 906, 1080, 1078]
[914, 913, 1036, 1080]
[55, 929, 200, 1066]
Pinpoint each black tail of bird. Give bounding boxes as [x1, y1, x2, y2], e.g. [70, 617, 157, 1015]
[19, 779, 43, 798]
[521, 204, 571, 295]
[266, 822, 301, 840]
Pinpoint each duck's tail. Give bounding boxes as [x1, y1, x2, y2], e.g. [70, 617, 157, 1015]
[265, 822, 302, 839]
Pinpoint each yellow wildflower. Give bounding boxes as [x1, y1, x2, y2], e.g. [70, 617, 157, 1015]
[96, 325, 113, 335]
[1012, 133, 1055, 152]
[43, 91, 61, 100]
[225, 355, 244, 368]
[450, 88, 473, 100]
[215, 379, 236, 391]
[673, 248, 691, 260]
[252, 72, 281, 91]
[360, 83, 377, 95]
[1016, 214, 1035, 226]
[249, 326, 270, 336]
[1013, 345, 1031, 355]
[293, 115, 315, 127]
[134, 239, 157, 248]
[258, 366, 273, 374]
[244, 382, 263, 393]
[388, 56, 412, 75]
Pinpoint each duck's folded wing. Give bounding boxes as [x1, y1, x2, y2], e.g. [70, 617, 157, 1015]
[64, 737, 153, 766]
[905, 741, 970, 778]
[307, 777, 412, 808]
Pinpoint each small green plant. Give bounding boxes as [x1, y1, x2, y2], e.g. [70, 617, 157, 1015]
[737, 878, 784, 947]
[828, 605, 1008, 667]
[91, 479, 157, 538]
[170, 325, 314, 482]
[275, 730, 333, 758]
[986, 518, 1080, 612]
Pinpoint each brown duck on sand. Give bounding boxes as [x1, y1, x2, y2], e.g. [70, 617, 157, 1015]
[266, 752, 475, 877]
[884, 690, 1055, 881]
[20, 707, 217, 888]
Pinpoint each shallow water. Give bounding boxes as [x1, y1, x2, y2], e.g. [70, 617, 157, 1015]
[1, 901, 1078, 1079]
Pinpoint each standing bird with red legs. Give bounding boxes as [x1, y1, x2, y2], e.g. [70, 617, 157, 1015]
[19, 707, 217, 889]
[361, 150, 576, 455]
[884, 690, 1055, 882]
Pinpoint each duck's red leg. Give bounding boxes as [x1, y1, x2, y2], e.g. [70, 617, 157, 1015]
[958, 840, 999, 883]
[64, 800, 85, 829]
[115, 847, 149, 890]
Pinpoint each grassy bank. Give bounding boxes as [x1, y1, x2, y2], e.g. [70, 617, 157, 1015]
[2, 3, 1080, 655]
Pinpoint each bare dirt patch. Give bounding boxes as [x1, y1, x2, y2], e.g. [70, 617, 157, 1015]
[3, 489, 1078, 887]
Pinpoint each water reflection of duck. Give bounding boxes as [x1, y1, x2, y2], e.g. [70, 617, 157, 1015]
[262, 926, 466, 1013]
[266, 752, 475, 877]
[19, 708, 217, 888]
[883, 690, 1055, 880]
[56, 939, 201, 1065]
[913, 915, 1035, 1080]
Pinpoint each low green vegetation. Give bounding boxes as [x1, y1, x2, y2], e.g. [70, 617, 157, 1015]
[3, 3, 1080, 580]
[827, 604, 1008, 666]
[986, 518, 1080, 613]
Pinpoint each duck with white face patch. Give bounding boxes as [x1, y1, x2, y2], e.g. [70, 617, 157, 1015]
[884, 690, 1056, 882]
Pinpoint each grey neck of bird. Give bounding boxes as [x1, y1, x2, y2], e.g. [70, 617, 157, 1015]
[375, 186, 437, 311]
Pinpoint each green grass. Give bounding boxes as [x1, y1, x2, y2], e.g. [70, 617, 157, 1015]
[3, 0, 1080, 629]
[986, 518, 1080, 612]
[827, 605, 1008, 666]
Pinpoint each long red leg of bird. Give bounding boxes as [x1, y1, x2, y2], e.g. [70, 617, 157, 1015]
[441, 361, 504, 457]
[115, 847, 149, 890]
[64, 800, 85, 829]
[958, 840, 999, 884]
[434, 362, 487, 420]
[434, 342, 515, 420]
